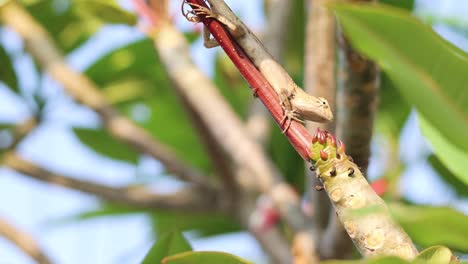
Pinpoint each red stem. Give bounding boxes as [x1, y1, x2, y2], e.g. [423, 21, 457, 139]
[135, 0, 313, 160]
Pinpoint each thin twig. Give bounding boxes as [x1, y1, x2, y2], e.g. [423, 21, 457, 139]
[3, 152, 219, 212]
[0, 217, 53, 264]
[0, 1, 213, 191]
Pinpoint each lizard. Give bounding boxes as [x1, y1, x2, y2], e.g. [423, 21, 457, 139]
[183, 0, 333, 132]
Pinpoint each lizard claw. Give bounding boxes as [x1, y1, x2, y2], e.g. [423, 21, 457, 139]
[186, 3, 217, 21]
[280, 108, 305, 133]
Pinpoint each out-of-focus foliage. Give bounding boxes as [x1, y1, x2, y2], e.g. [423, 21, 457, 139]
[0, 45, 18, 94]
[389, 203, 468, 253]
[162, 251, 253, 264]
[331, 2, 468, 189]
[142, 231, 192, 264]
[72, 127, 139, 163]
[323, 246, 456, 264]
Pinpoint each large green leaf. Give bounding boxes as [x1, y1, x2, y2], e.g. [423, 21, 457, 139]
[330, 3, 468, 153]
[85, 39, 213, 173]
[418, 115, 468, 187]
[142, 231, 192, 264]
[380, 0, 414, 10]
[415, 246, 455, 264]
[0, 45, 19, 94]
[389, 203, 468, 253]
[427, 154, 468, 197]
[162, 251, 253, 264]
[72, 127, 139, 163]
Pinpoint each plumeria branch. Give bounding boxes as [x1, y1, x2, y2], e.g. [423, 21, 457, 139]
[2, 152, 219, 212]
[0, 217, 53, 264]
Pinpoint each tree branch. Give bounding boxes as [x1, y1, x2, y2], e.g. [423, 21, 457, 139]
[320, 2, 380, 258]
[2, 152, 219, 212]
[0, 217, 53, 264]
[0, 1, 213, 191]
[303, 0, 337, 239]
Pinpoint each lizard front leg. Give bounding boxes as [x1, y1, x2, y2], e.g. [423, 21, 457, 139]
[279, 91, 305, 133]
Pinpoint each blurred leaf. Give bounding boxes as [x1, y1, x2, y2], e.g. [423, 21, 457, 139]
[418, 115, 468, 187]
[389, 203, 468, 252]
[0, 45, 19, 94]
[150, 211, 241, 238]
[284, 0, 305, 76]
[102, 78, 153, 106]
[26, 0, 95, 52]
[376, 73, 410, 137]
[162, 251, 253, 264]
[331, 3, 468, 153]
[428, 154, 468, 197]
[72, 127, 139, 163]
[213, 54, 252, 119]
[142, 231, 192, 264]
[415, 246, 454, 264]
[73, 0, 136, 25]
[85, 39, 212, 172]
[323, 256, 410, 264]
[268, 127, 305, 191]
[380, 0, 414, 10]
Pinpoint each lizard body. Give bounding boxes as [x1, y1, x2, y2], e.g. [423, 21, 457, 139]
[184, 0, 333, 130]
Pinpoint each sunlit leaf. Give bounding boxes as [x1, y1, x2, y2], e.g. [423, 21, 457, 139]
[427, 154, 468, 197]
[0, 45, 19, 94]
[389, 203, 468, 252]
[72, 127, 139, 163]
[415, 246, 455, 264]
[380, 0, 414, 10]
[331, 3, 468, 153]
[142, 231, 192, 264]
[162, 251, 253, 264]
[418, 114, 468, 187]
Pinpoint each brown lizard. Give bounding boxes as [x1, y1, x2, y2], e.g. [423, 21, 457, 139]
[183, 0, 333, 132]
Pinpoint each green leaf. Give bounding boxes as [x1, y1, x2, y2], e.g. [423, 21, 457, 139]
[418, 114, 468, 187]
[26, 0, 95, 52]
[72, 0, 136, 25]
[213, 54, 251, 119]
[72, 127, 139, 163]
[330, 3, 468, 153]
[0, 45, 19, 94]
[427, 154, 468, 197]
[415, 246, 454, 264]
[380, 0, 414, 10]
[389, 203, 468, 252]
[162, 251, 253, 264]
[86, 39, 213, 172]
[142, 231, 192, 264]
[150, 211, 241, 238]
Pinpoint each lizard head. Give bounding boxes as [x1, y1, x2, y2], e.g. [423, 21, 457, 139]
[314, 97, 334, 122]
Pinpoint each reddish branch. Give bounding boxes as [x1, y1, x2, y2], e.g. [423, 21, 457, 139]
[185, 0, 313, 161]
